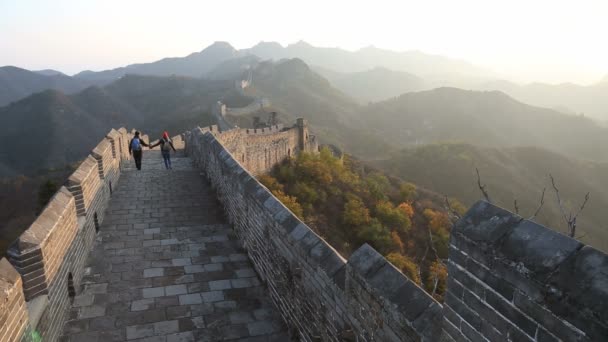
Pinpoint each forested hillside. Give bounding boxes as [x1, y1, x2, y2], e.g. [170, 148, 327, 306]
[259, 148, 467, 301]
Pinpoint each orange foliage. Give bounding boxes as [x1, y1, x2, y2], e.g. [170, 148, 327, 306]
[391, 231, 404, 252]
[397, 202, 415, 219]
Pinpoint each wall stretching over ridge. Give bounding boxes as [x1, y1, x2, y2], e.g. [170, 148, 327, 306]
[186, 119, 608, 341]
[0, 128, 135, 342]
[185, 122, 444, 341]
[188, 118, 318, 175]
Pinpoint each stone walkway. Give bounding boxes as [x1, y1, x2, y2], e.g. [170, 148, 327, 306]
[61, 151, 288, 342]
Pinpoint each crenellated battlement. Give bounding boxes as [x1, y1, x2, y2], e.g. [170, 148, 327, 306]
[189, 118, 318, 175]
[1, 127, 136, 341]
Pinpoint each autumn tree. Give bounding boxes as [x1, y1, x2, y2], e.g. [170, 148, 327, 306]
[386, 252, 421, 285]
[356, 219, 395, 253]
[375, 201, 411, 233]
[399, 182, 418, 202]
[342, 196, 371, 227]
[426, 261, 448, 301]
[397, 202, 415, 219]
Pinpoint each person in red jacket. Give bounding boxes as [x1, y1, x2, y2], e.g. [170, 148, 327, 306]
[128, 131, 150, 170]
[150, 131, 177, 169]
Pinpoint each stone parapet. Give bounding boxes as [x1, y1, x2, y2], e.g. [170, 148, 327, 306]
[91, 137, 117, 181]
[0, 258, 30, 342]
[66, 156, 101, 217]
[192, 119, 317, 175]
[2, 128, 136, 341]
[443, 200, 607, 341]
[7, 187, 77, 300]
[185, 127, 441, 341]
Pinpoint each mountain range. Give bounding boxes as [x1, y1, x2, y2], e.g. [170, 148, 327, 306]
[356, 87, 608, 162]
[0, 66, 93, 106]
[4, 55, 608, 173]
[3, 41, 608, 121]
[241, 41, 494, 78]
[74, 41, 239, 84]
[0, 75, 244, 176]
[314, 66, 426, 103]
[478, 79, 608, 119]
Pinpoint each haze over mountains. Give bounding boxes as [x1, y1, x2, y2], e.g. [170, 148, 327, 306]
[2, 40, 608, 252]
[479, 79, 608, 119]
[3, 41, 608, 121]
[356, 87, 608, 162]
[3, 41, 608, 171]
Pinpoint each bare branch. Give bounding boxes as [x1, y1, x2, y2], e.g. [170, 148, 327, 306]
[528, 188, 546, 221]
[550, 174, 569, 223]
[431, 276, 439, 297]
[427, 224, 439, 261]
[476, 168, 491, 203]
[444, 195, 461, 222]
[550, 174, 590, 238]
[574, 192, 590, 218]
[513, 199, 520, 215]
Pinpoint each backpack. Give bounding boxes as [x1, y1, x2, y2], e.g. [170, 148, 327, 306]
[131, 137, 142, 151]
[161, 138, 172, 151]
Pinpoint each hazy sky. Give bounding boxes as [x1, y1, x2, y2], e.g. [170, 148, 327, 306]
[1, 0, 607, 84]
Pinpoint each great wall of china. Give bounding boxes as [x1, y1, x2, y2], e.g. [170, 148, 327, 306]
[0, 116, 606, 341]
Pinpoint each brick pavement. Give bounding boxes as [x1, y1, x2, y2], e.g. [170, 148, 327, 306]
[60, 151, 288, 341]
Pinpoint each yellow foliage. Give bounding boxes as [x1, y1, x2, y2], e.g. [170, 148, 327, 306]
[258, 174, 283, 193]
[386, 252, 421, 285]
[429, 211, 451, 235]
[426, 261, 448, 301]
[448, 198, 467, 216]
[376, 201, 411, 233]
[342, 197, 371, 226]
[390, 231, 404, 252]
[399, 182, 418, 201]
[272, 190, 304, 218]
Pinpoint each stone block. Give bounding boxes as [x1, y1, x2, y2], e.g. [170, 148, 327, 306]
[499, 220, 582, 281]
[545, 246, 608, 341]
[348, 244, 387, 278]
[452, 200, 521, 243]
[179, 294, 202, 305]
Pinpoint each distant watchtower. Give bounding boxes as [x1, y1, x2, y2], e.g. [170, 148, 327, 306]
[296, 118, 309, 151]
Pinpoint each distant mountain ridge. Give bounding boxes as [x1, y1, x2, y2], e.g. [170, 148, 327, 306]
[242, 41, 494, 79]
[73, 41, 239, 84]
[479, 79, 608, 119]
[0, 66, 93, 106]
[315, 66, 426, 103]
[4, 40, 606, 118]
[0, 74, 246, 176]
[66, 40, 492, 85]
[34, 69, 66, 76]
[355, 87, 608, 162]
